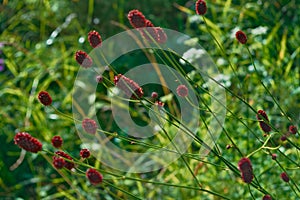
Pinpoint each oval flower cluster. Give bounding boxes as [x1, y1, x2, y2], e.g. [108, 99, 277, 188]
[238, 157, 253, 184]
[114, 74, 144, 99]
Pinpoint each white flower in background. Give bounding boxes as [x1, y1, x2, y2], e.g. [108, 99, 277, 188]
[251, 26, 268, 35]
[180, 48, 206, 65]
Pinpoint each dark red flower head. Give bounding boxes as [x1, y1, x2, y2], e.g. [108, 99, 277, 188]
[80, 148, 91, 158]
[263, 194, 272, 200]
[96, 75, 103, 83]
[38, 91, 52, 106]
[235, 30, 247, 44]
[55, 151, 74, 170]
[82, 118, 97, 134]
[289, 125, 297, 134]
[195, 0, 207, 15]
[155, 100, 165, 107]
[51, 135, 63, 148]
[14, 132, 42, 153]
[238, 157, 253, 183]
[256, 110, 271, 133]
[280, 135, 287, 141]
[114, 74, 144, 99]
[52, 156, 65, 169]
[75, 50, 93, 68]
[88, 30, 102, 48]
[280, 172, 289, 182]
[151, 92, 158, 99]
[128, 10, 147, 28]
[271, 153, 277, 160]
[155, 27, 167, 44]
[86, 168, 103, 185]
[176, 84, 189, 97]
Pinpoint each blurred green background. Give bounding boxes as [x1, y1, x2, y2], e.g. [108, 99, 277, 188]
[0, 0, 299, 199]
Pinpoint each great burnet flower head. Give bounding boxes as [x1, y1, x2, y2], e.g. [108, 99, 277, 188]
[82, 118, 97, 134]
[289, 125, 297, 134]
[80, 148, 90, 158]
[256, 110, 271, 133]
[75, 50, 93, 68]
[114, 74, 144, 99]
[86, 168, 103, 185]
[14, 132, 42, 153]
[263, 194, 272, 200]
[176, 84, 188, 97]
[280, 172, 289, 182]
[235, 30, 247, 44]
[151, 92, 158, 99]
[88, 30, 102, 48]
[195, 0, 207, 15]
[52, 156, 65, 169]
[51, 135, 63, 148]
[155, 27, 167, 44]
[128, 9, 147, 28]
[238, 157, 253, 183]
[38, 91, 52, 106]
[96, 75, 103, 83]
[55, 151, 75, 170]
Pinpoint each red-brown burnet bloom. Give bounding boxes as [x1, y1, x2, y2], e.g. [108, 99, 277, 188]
[128, 10, 147, 28]
[114, 74, 144, 99]
[289, 125, 297, 134]
[82, 118, 97, 134]
[280, 172, 289, 182]
[141, 27, 158, 42]
[51, 135, 63, 148]
[238, 157, 253, 183]
[256, 110, 271, 133]
[151, 92, 158, 99]
[96, 75, 103, 83]
[14, 132, 42, 153]
[75, 50, 93, 68]
[55, 151, 75, 170]
[271, 153, 277, 160]
[52, 156, 65, 169]
[176, 84, 189, 97]
[80, 148, 90, 158]
[86, 168, 103, 185]
[195, 0, 207, 15]
[155, 100, 164, 107]
[155, 27, 167, 44]
[280, 134, 287, 141]
[263, 194, 272, 200]
[38, 91, 52, 106]
[88, 30, 102, 48]
[235, 30, 247, 44]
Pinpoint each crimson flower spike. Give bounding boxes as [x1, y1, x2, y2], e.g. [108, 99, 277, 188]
[86, 168, 103, 185]
[14, 132, 42, 153]
[238, 157, 254, 183]
[114, 74, 144, 99]
[75, 50, 93, 68]
[235, 30, 247, 44]
[256, 110, 271, 133]
[128, 10, 147, 28]
[195, 0, 207, 15]
[88, 30, 102, 48]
